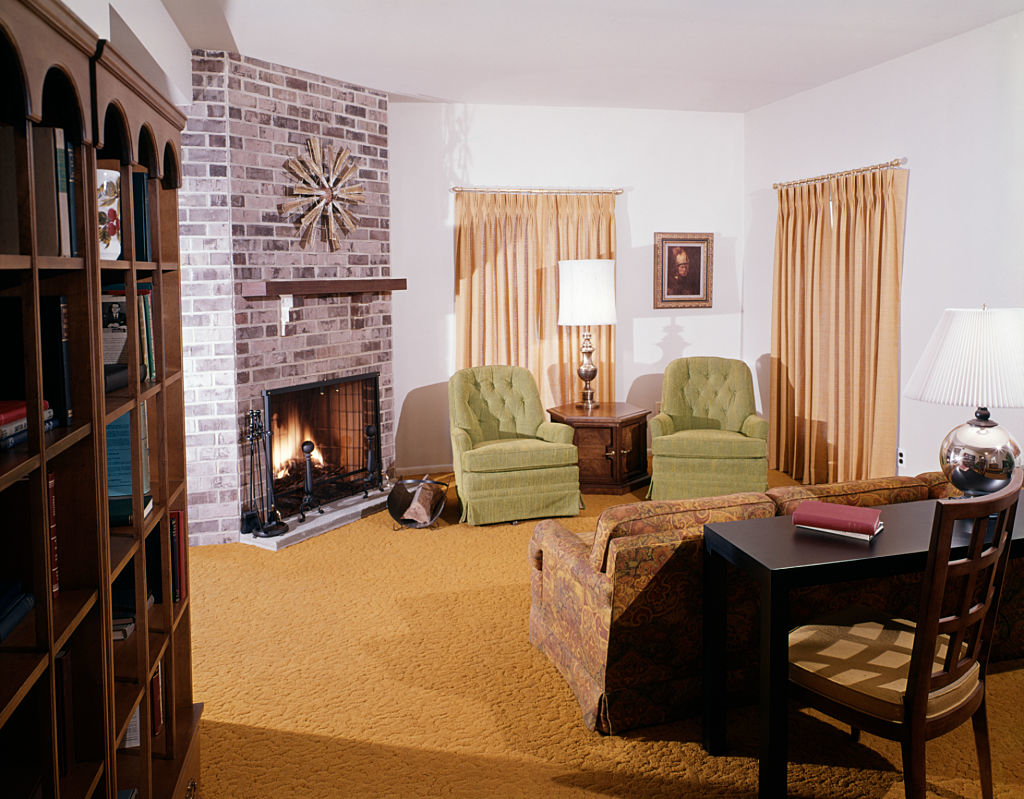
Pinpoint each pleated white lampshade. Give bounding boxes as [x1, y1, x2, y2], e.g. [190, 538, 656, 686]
[557, 260, 617, 326]
[905, 307, 1024, 494]
[905, 307, 1024, 407]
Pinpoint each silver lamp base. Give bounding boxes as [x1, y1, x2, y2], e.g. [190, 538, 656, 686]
[939, 407, 1021, 496]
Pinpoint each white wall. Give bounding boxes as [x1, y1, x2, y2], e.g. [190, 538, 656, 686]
[389, 103, 745, 473]
[743, 12, 1024, 478]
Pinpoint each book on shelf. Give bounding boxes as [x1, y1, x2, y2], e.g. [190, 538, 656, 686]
[101, 294, 131, 367]
[0, 579, 23, 613]
[0, 418, 57, 449]
[64, 141, 78, 257]
[117, 789, 138, 799]
[112, 618, 136, 640]
[132, 170, 151, 261]
[47, 470, 59, 595]
[40, 294, 73, 427]
[0, 590, 34, 642]
[168, 509, 187, 603]
[104, 282, 155, 381]
[150, 661, 164, 736]
[0, 407, 54, 438]
[52, 126, 70, 257]
[104, 363, 131, 393]
[105, 412, 133, 497]
[54, 648, 75, 775]
[793, 500, 884, 541]
[31, 126, 61, 257]
[0, 124, 19, 253]
[108, 494, 154, 527]
[121, 705, 140, 749]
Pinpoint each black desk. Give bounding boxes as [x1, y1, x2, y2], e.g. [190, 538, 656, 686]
[701, 497, 1024, 798]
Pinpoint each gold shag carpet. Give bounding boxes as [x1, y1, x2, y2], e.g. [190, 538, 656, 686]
[191, 482, 1024, 798]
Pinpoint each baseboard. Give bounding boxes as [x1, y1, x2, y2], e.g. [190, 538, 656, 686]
[396, 463, 453, 478]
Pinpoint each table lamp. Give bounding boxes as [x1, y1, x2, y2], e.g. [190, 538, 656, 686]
[904, 307, 1024, 495]
[557, 259, 617, 410]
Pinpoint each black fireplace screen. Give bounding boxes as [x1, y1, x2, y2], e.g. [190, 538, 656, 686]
[263, 372, 381, 518]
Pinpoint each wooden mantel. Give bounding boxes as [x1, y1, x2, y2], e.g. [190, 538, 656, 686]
[241, 278, 408, 299]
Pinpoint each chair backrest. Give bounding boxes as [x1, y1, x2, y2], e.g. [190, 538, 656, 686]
[661, 356, 756, 433]
[905, 469, 1022, 720]
[448, 365, 545, 445]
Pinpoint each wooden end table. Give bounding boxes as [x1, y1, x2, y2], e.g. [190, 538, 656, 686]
[548, 402, 650, 494]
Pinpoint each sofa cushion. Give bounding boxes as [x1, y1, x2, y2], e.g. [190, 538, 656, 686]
[589, 492, 777, 572]
[463, 438, 578, 472]
[651, 429, 766, 459]
[767, 476, 928, 516]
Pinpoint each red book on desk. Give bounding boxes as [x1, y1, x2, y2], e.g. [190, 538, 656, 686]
[792, 501, 883, 541]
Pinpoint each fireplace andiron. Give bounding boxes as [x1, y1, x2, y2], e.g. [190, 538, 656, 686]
[241, 409, 288, 537]
[297, 439, 325, 522]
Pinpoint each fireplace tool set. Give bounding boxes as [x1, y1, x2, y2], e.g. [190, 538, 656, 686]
[241, 409, 288, 537]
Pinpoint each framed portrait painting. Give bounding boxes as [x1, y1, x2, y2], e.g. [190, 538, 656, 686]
[653, 232, 714, 308]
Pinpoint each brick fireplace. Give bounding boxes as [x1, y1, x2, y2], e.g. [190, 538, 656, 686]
[178, 51, 393, 545]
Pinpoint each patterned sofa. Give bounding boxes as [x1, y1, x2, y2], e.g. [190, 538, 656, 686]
[528, 473, 1024, 734]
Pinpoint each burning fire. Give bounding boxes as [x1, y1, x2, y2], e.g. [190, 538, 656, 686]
[273, 420, 325, 479]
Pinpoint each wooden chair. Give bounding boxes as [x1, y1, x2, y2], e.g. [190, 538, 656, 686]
[787, 469, 1022, 799]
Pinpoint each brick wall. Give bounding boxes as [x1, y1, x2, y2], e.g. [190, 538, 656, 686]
[179, 51, 391, 545]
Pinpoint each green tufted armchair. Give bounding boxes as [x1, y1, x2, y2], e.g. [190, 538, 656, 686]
[648, 356, 768, 500]
[448, 365, 582, 525]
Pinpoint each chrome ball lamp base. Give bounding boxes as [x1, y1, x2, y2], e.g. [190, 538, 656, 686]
[575, 326, 599, 411]
[940, 406, 1021, 496]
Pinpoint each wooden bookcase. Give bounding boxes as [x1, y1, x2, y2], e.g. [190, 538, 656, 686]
[0, 1, 201, 797]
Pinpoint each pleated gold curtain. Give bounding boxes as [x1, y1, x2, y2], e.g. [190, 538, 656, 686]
[454, 192, 616, 410]
[769, 169, 908, 484]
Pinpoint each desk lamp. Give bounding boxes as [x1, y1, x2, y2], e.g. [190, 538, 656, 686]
[557, 259, 616, 410]
[904, 307, 1024, 495]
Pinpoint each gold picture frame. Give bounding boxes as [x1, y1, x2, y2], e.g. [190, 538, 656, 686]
[654, 232, 714, 308]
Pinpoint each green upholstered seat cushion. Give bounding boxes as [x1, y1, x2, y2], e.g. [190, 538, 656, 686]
[789, 607, 978, 723]
[651, 429, 766, 459]
[463, 438, 578, 473]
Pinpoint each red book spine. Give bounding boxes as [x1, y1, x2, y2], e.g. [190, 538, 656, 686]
[47, 471, 59, 595]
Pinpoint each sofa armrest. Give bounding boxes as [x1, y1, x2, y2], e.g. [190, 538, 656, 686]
[915, 471, 963, 498]
[537, 420, 575, 445]
[740, 413, 769, 440]
[530, 519, 612, 604]
[649, 412, 675, 439]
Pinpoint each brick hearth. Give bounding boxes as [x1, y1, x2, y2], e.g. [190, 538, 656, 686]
[179, 50, 392, 545]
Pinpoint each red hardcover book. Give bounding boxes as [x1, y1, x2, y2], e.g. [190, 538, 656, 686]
[793, 500, 883, 541]
[0, 399, 50, 425]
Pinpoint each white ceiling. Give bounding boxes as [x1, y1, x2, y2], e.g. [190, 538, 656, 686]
[161, 0, 1024, 112]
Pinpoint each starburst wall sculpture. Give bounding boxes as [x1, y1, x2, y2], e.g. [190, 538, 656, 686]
[281, 137, 365, 250]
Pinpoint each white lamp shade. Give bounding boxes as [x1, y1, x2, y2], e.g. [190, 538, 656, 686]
[557, 259, 617, 326]
[904, 307, 1024, 408]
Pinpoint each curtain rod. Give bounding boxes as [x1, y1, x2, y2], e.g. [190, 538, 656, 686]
[451, 186, 623, 195]
[773, 158, 906, 189]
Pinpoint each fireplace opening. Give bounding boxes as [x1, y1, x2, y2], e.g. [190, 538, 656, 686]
[263, 372, 382, 519]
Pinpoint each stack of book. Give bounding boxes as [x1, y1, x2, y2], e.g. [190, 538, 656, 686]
[793, 500, 884, 541]
[0, 400, 56, 449]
